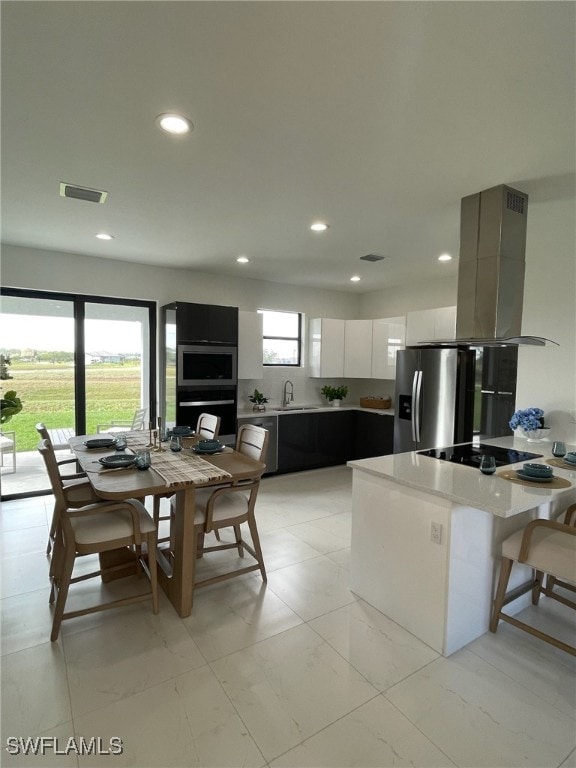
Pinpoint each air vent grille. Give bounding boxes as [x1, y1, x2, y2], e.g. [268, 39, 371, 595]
[506, 191, 526, 215]
[59, 182, 108, 204]
[360, 254, 386, 262]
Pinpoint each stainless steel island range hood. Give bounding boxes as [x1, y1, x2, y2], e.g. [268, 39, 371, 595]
[423, 184, 557, 347]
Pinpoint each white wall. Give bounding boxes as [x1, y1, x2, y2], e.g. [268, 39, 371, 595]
[359, 275, 458, 319]
[514, 196, 576, 441]
[355, 197, 576, 443]
[2, 201, 575, 442]
[1, 243, 362, 410]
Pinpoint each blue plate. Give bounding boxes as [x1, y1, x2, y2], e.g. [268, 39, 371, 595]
[84, 438, 117, 449]
[99, 455, 136, 468]
[192, 445, 223, 455]
[516, 470, 553, 483]
[170, 426, 194, 436]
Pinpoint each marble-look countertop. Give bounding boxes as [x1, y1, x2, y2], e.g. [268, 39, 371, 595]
[348, 436, 576, 518]
[237, 404, 394, 417]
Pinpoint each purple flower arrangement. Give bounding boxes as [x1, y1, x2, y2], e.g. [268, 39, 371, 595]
[509, 407, 544, 432]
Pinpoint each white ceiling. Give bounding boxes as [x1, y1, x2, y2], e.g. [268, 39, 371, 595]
[2, 1, 574, 293]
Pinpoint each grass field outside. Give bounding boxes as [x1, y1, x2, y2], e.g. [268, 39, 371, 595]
[1, 362, 143, 452]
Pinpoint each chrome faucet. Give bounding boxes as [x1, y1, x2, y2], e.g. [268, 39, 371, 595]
[282, 380, 294, 407]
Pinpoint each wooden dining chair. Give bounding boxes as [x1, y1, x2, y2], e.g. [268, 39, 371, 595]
[153, 412, 222, 541]
[490, 516, 576, 656]
[545, 503, 576, 600]
[169, 424, 269, 594]
[36, 423, 97, 555]
[96, 407, 147, 433]
[38, 440, 159, 640]
[196, 412, 221, 441]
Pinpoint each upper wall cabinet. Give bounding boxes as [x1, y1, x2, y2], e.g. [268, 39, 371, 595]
[371, 316, 406, 379]
[344, 320, 373, 378]
[309, 318, 345, 378]
[238, 310, 263, 379]
[310, 316, 406, 380]
[168, 301, 239, 345]
[405, 306, 456, 346]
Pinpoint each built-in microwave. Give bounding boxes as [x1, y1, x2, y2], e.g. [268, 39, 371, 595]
[177, 344, 237, 387]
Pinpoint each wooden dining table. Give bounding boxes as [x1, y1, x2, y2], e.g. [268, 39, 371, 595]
[69, 432, 265, 618]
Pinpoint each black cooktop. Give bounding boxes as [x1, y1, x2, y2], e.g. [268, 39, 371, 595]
[417, 442, 543, 468]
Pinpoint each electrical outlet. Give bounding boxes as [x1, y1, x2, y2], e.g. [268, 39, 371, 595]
[430, 521, 443, 545]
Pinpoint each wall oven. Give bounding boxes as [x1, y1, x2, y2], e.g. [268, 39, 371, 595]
[177, 388, 237, 443]
[177, 344, 237, 387]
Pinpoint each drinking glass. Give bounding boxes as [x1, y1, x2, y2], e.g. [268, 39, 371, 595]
[170, 436, 182, 452]
[134, 450, 151, 470]
[552, 441, 566, 457]
[115, 436, 127, 451]
[479, 454, 496, 475]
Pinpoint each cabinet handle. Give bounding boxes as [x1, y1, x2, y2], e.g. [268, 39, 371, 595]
[179, 400, 235, 406]
[414, 370, 422, 443]
[411, 371, 419, 443]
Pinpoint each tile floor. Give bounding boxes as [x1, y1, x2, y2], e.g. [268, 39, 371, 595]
[1, 465, 575, 768]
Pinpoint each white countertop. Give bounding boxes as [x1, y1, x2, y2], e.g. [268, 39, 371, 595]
[238, 405, 394, 417]
[348, 436, 576, 517]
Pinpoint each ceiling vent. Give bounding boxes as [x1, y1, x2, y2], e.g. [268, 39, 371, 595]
[360, 254, 386, 262]
[59, 182, 108, 204]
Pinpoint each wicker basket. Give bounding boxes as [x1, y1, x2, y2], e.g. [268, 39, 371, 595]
[360, 396, 392, 410]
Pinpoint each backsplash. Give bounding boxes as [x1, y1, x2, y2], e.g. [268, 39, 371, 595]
[238, 368, 395, 411]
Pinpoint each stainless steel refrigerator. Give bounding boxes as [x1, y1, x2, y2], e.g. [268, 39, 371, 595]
[394, 345, 517, 453]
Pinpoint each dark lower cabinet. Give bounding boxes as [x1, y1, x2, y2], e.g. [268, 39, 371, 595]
[276, 409, 392, 474]
[277, 411, 354, 473]
[354, 412, 394, 459]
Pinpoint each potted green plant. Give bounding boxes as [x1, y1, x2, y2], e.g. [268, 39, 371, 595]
[320, 384, 348, 407]
[249, 388, 269, 412]
[0, 390, 23, 425]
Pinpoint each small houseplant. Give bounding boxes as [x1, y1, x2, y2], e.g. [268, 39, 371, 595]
[249, 388, 269, 412]
[0, 390, 23, 425]
[320, 384, 348, 407]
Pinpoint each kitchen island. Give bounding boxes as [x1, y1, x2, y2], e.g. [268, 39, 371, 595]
[348, 436, 576, 656]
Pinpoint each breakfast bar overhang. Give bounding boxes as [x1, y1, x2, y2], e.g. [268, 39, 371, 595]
[348, 437, 576, 656]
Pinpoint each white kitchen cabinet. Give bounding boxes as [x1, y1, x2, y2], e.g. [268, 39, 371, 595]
[308, 318, 345, 378]
[344, 319, 373, 378]
[371, 316, 406, 379]
[405, 306, 456, 346]
[238, 310, 263, 379]
[310, 315, 406, 379]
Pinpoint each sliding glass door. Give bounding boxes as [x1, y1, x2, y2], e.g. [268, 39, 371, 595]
[84, 302, 152, 434]
[0, 288, 156, 498]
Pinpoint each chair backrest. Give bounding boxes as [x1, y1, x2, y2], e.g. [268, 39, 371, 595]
[196, 413, 221, 439]
[131, 408, 148, 430]
[563, 503, 576, 527]
[36, 422, 53, 448]
[37, 439, 67, 508]
[236, 424, 269, 464]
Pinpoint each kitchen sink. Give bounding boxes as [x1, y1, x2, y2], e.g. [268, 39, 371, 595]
[278, 406, 319, 411]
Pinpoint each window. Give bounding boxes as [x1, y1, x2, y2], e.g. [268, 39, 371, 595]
[259, 310, 302, 366]
[0, 287, 156, 499]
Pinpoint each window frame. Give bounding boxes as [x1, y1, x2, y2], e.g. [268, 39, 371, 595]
[258, 309, 302, 367]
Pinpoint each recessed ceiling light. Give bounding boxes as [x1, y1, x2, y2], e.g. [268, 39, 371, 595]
[236, 256, 250, 264]
[156, 113, 193, 135]
[95, 233, 114, 240]
[310, 221, 329, 232]
[438, 253, 452, 262]
[350, 275, 361, 282]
